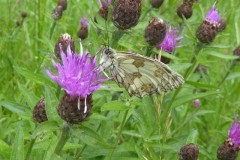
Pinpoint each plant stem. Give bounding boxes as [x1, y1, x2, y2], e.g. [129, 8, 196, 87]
[50, 21, 56, 40]
[218, 61, 236, 86]
[109, 110, 129, 159]
[54, 123, 71, 155]
[163, 42, 203, 140]
[111, 29, 125, 48]
[25, 136, 36, 160]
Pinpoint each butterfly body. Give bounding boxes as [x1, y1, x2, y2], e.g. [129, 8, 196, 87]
[100, 47, 184, 98]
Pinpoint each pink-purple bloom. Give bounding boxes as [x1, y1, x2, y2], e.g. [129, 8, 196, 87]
[47, 41, 106, 98]
[98, 0, 111, 8]
[228, 117, 240, 149]
[205, 5, 221, 24]
[156, 26, 182, 53]
[80, 16, 88, 28]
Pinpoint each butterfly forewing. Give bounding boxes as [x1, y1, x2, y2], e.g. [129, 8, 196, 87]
[100, 48, 184, 98]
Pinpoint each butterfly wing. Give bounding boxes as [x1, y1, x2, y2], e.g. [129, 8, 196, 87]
[109, 52, 184, 98]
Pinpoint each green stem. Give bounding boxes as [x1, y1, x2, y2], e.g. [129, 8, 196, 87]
[146, 45, 154, 57]
[218, 61, 237, 86]
[109, 110, 129, 159]
[54, 123, 71, 155]
[163, 42, 203, 140]
[25, 136, 36, 160]
[50, 21, 57, 40]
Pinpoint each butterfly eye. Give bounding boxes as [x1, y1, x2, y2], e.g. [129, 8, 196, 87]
[104, 48, 112, 55]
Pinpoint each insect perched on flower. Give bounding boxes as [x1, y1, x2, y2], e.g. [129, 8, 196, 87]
[99, 47, 184, 98]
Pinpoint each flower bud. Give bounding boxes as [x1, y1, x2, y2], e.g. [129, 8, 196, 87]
[150, 0, 164, 8]
[77, 17, 88, 40]
[112, 0, 141, 30]
[52, 5, 63, 20]
[58, 0, 67, 11]
[217, 140, 239, 160]
[233, 46, 240, 59]
[177, 4, 193, 19]
[21, 11, 27, 19]
[58, 93, 93, 124]
[179, 143, 199, 160]
[33, 99, 48, 123]
[192, 99, 201, 108]
[54, 33, 75, 60]
[144, 18, 166, 46]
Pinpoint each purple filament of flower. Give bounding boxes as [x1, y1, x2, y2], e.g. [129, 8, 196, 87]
[156, 27, 181, 53]
[47, 45, 106, 98]
[228, 119, 240, 149]
[80, 17, 88, 28]
[205, 6, 221, 24]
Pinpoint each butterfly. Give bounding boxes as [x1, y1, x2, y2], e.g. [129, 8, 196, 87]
[99, 47, 184, 98]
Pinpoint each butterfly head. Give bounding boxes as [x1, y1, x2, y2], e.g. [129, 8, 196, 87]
[99, 47, 115, 70]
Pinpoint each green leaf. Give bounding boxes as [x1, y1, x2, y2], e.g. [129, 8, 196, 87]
[205, 51, 238, 60]
[10, 126, 24, 160]
[172, 90, 220, 108]
[186, 130, 198, 144]
[0, 139, 11, 159]
[101, 101, 130, 111]
[32, 121, 59, 137]
[0, 100, 31, 116]
[169, 63, 192, 72]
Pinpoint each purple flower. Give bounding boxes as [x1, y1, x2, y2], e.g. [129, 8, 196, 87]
[156, 26, 182, 53]
[98, 0, 111, 8]
[228, 117, 240, 149]
[80, 16, 88, 28]
[205, 5, 221, 24]
[47, 41, 106, 98]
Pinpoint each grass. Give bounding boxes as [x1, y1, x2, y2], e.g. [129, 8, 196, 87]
[1, 0, 240, 159]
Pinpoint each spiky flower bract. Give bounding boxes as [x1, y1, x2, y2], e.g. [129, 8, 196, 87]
[205, 6, 221, 24]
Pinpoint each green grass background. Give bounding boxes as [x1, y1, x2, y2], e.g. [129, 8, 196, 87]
[1, 0, 240, 159]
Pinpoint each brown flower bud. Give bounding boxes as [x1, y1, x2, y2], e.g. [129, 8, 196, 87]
[54, 33, 75, 60]
[112, 0, 141, 30]
[217, 140, 239, 160]
[58, 0, 67, 11]
[98, 7, 108, 20]
[77, 17, 88, 40]
[144, 18, 166, 46]
[21, 11, 27, 18]
[58, 93, 93, 124]
[150, 0, 164, 8]
[177, 4, 193, 19]
[52, 5, 63, 20]
[196, 20, 219, 43]
[179, 143, 199, 160]
[192, 99, 201, 108]
[33, 99, 48, 123]
[233, 46, 240, 58]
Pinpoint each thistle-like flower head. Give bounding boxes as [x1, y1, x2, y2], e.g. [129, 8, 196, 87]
[47, 41, 106, 98]
[205, 5, 221, 24]
[228, 117, 240, 149]
[156, 26, 182, 53]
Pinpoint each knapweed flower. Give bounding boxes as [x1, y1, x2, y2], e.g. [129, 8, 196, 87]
[217, 116, 240, 160]
[77, 17, 88, 40]
[57, 0, 67, 11]
[156, 26, 182, 53]
[52, 5, 63, 20]
[228, 118, 240, 149]
[179, 143, 199, 160]
[98, 0, 111, 20]
[112, 0, 141, 30]
[144, 18, 166, 46]
[196, 5, 224, 43]
[47, 38, 106, 124]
